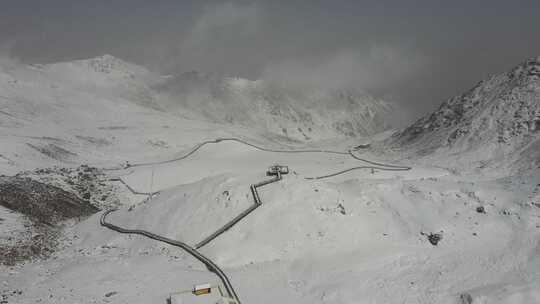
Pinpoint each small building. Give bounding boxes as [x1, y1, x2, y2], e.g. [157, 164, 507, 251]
[267, 164, 289, 176]
[168, 283, 238, 304]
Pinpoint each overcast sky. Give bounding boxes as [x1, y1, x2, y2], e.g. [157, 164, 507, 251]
[1, 0, 540, 117]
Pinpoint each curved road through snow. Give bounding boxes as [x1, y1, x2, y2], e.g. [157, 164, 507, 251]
[100, 137, 412, 303]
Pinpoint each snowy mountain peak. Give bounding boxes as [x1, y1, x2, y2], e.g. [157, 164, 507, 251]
[391, 56, 540, 172]
[41, 54, 153, 83]
[508, 56, 540, 80]
[82, 54, 139, 74]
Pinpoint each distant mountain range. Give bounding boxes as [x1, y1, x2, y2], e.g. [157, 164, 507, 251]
[3, 54, 396, 141]
[0, 54, 399, 171]
[4, 54, 537, 173]
[155, 70, 395, 140]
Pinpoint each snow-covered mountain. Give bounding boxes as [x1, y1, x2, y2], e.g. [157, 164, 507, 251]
[2, 54, 540, 304]
[389, 56, 540, 173]
[0, 55, 396, 173]
[1, 55, 395, 143]
[0, 55, 226, 173]
[154, 71, 395, 140]
[35, 54, 161, 109]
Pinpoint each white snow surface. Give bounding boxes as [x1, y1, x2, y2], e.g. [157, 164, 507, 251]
[1, 55, 539, 304]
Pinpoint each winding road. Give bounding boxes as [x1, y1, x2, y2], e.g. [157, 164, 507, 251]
[100, 137, 412, 303]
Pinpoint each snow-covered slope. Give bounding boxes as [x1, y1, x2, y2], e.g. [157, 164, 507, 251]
[10, 139, 538, 304]
[389, 56, 540, 173]
[155, 71, 395, 140]
[0, 55, 240, 174]
[2, 55, 539, 304]
[40, 54, 161, 109]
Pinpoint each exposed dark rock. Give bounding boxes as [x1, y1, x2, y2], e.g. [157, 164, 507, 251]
[0, 175, 101, 265]
[15, 165, 118, 210]
[422, 232, 443, 246]
[105, 291, 118, 297]
[0, 224, 58, 266]
[26, 143, 77, 162]
[337, 203, 346, 215]
[0, 176, 99, 225]
[460, 293, 473, 304]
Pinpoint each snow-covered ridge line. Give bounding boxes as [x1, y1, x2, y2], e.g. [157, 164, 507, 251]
[153, 68, 397, 140]
[388, 56, 540, 173]
[1, 54, 397, 143]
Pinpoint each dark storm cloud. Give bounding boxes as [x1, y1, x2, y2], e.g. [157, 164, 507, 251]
[2, 0, 540, 118]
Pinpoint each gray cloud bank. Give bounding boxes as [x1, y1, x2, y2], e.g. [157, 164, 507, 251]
[1, 0, 540, 119]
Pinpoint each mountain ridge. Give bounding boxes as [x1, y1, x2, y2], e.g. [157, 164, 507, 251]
[1, 54, 398, 141]
[155, 70, 396, 140]
[388, 56, 540, 172]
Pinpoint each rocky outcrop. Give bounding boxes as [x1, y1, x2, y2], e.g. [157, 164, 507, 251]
[0, 176, 99, 225]
[389, 56, 540, 171]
